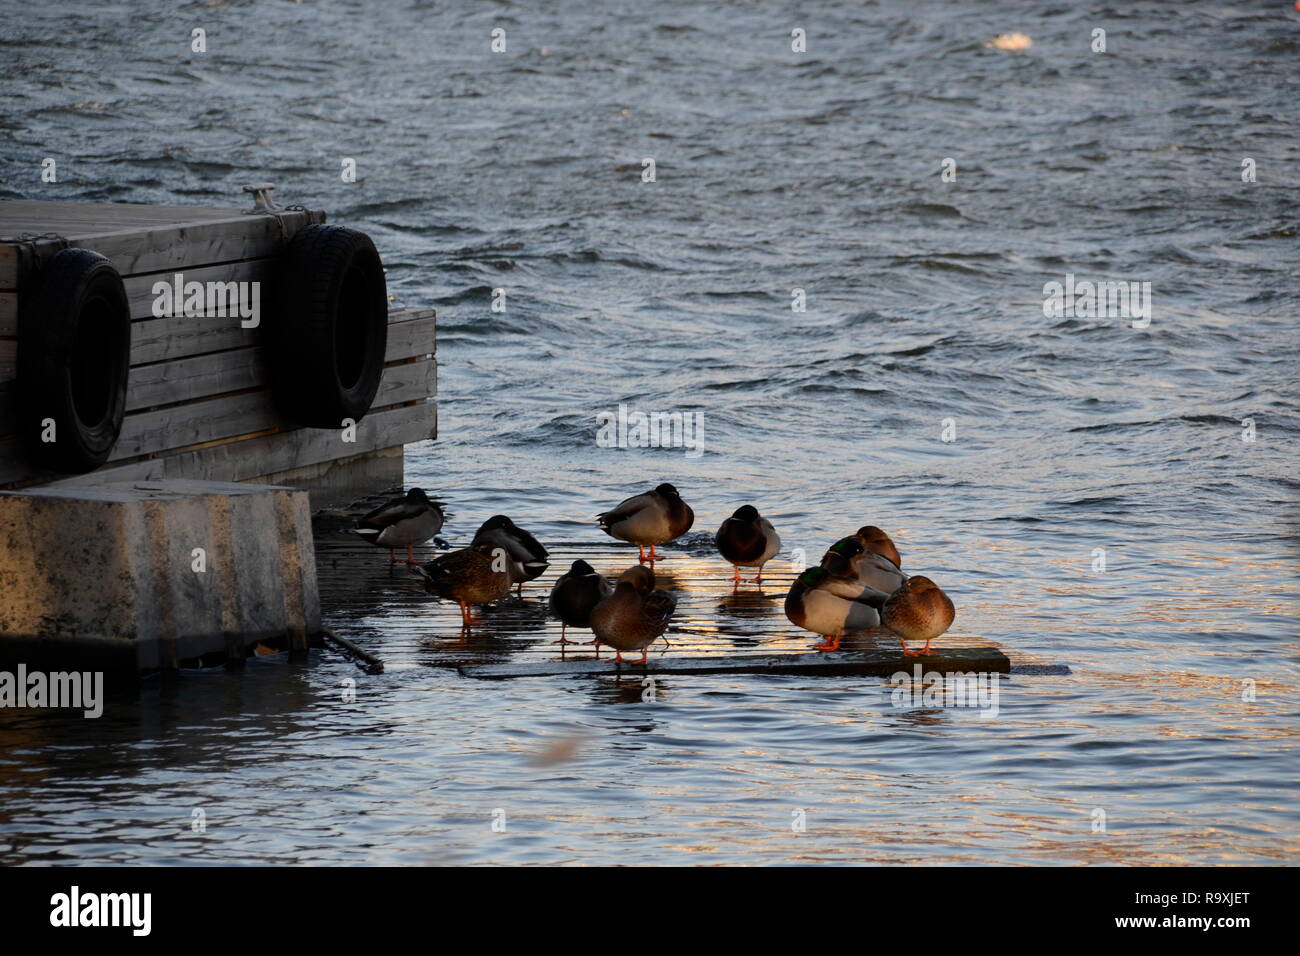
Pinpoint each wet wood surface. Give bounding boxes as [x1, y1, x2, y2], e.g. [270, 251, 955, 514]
[314, 510, 1065, 680]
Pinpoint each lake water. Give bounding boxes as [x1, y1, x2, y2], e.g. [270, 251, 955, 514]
[1, 0, 1297, 865]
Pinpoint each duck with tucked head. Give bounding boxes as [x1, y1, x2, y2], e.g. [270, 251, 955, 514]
[548, 559, 613, 645]
[821, 536, 906, 596]
[356, 488, 446, 565]
[588, 565, 677, 664]
[882, 575, 955, 657]
[471, 515, 549, 593]
[784, 566, 882, 652]
[413, 543, 512, 628]
[596, 483, 694, 564]
[855, 525, 902, 569]
[715, 504, 781, 585]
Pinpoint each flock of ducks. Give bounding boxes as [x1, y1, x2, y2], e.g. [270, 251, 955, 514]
[355, 482, 955, 664]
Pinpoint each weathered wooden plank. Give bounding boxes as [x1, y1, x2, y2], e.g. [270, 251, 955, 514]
[384, 314, 437, 358]
[459, 647, 1013, 679]
[112, 360, 436, 460]
[0, 294, 14, 336]
[41, 401, 436, 488]
[0, 340, 12, 383]
[125, 347, 268, 412]
[0, 204, 325, 289]
[0, 199, 247, 230]
[126, 302, 434, 369]
[121, 259, 276, 320]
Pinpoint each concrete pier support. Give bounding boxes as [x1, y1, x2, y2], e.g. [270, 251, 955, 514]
[0, 480, 320, 673]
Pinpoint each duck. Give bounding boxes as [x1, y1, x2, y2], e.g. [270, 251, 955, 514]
[821, 536, 907, 596]
[855, 525, 902, 569]
[715, 505, 781, 584]
[548, 559, 613, 645]
[784, 566, 881, 652]
[413, 543, 512, 627]
[471, 515, 549, 592]
[595, 483, 694, 563]
[588, 565, 677, 664]
[882, 575, 955, 657]
[355, 488, 445, 565]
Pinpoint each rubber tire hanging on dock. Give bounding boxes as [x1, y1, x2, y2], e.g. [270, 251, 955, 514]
[17, 248, 131, 473]
[271, 224, 388, 427]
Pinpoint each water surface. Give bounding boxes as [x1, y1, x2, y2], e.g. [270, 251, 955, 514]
[1, 0, 1297, 865]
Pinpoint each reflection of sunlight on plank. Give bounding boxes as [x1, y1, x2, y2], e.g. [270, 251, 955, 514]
[316, 537, 1031, 673]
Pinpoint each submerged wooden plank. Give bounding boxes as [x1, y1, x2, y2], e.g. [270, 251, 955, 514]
[459, 647, 1012, 679]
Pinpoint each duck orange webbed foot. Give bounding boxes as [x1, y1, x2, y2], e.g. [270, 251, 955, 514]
[812, 634, 842, 652]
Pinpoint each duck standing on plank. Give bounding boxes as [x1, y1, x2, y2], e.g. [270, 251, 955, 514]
[821, 535, 906, 596]
[548, 559, 613, 645]
[413, 543, 512, 628]
[471, 515, 549, 593]
[714, 505, 781, 584]
[784, 566, 881, 652]
[356, 488, 446, 566]
[855, 525, 902, 569]
[588, 565, 676, 664]
[882, 575, 955, 657]
[596, 483, 694, 564]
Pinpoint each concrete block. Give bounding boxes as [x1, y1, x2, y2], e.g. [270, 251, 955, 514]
[0, 480, 320, 672]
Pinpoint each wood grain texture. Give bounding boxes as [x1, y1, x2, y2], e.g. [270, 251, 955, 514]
[0, 201, 325, 289]
[459, 646, 1012, 678]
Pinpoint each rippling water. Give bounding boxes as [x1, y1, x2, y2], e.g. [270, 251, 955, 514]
[1, 1, 1298, 865]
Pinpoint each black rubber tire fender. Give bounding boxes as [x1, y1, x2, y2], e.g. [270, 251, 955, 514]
[270, 224, 388, 427]
[16, 248, 131, 473]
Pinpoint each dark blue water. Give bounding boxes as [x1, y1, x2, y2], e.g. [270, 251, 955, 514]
[1, 1, 1297, 864]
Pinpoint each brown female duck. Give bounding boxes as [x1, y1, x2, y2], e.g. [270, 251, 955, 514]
[588, 565, 677, 664]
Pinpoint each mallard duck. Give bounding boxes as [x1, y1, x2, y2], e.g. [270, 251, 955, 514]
[784, 566, 881, 652]
[821, 536, 907, 595]
[588, 565, 676, 664]
[882, 575, 955, 657]
[715, 505, 781, 584]
[855, 525, 902, 568]
[356, 488, 445, 565]
[596, 483, 694, 563]
[548, 559, 613, 644]
[471, 515, 549, 592]
[413, 543, 512, 627]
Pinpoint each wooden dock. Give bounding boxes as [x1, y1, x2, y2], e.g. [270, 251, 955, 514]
[313, 529, 1067, 680]
[0, 198, 436, 501]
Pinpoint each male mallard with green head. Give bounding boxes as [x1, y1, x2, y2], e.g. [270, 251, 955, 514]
[588, 565, 676, 664]
[596, 483, 694, 563]
[356, 488, 446, 565]
[548, 559, 613, 644]
[715, 504, 781, 584]
[414, 543, 512, 627]
[472, 515, 549, 593]
[882, 575, 955, 657]
[784, 566, 882, 652]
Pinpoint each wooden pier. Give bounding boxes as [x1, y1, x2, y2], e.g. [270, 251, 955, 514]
[0, 197, 436, 502]
[0, 195, 436, 673]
